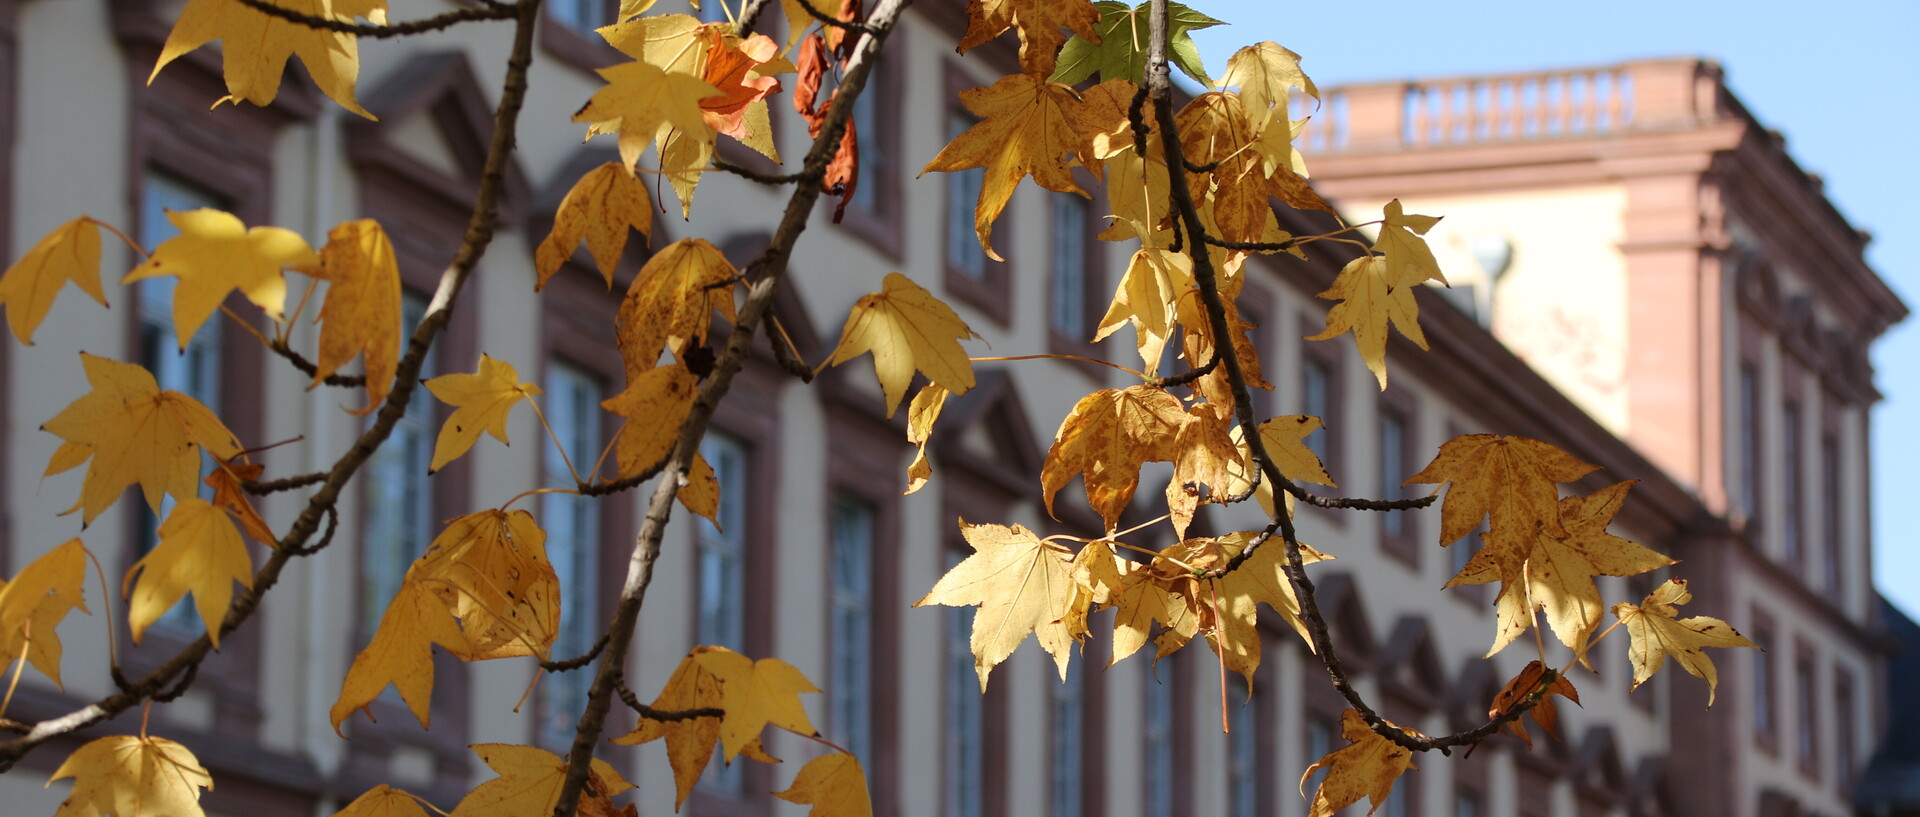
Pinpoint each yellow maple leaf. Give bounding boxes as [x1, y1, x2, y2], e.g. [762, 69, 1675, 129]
[904, 383, 950, 495]
[48, 734, 213, 817]
[1613, 578, 1758, 705]
[0, 217, 105, 345]
[693, 646, 821, 760]
[1300, 709, 1419, 817]
[826, 273, 978, 417]
[1258, 415, 1336, 486]
[956, 0, 1101, 75]
[1376, 199, 1447, 288]
[1094, 249, 1191, 371]
[677, 451, 720, 526]
[152, 0, 387, 117]
[422, 355, 541, 474]
[331, 580, 470, 732]
[775, 753, 872, 817]
[1406, 434, 1598, 547]
[574, 60, 722, 172]
[597, 13, 705, 73]
[535, 163, 654, 291]
[1042, 385, 1190, 529]
[922, 73, 1092, 262]
[1458, 482, 1676, 657]
[448, 744, 635, 817]
[309, 219, 402, 415]
[330, 784, 432, 817]
[611, 650, 724, 808]
[1305, 255, 1424, 389]
[0, 539, 89, 688]
[411, 509, 558, 660]
[42, 353, 242, 526]
[122, 498, 253, 648]
[914, 520, 1079, 689]
[602, 363, 701, 478]
[1106, 557, 1196, 666]
[1221, 41, 1318, 130]
[614, 238, 737, 378]
[121, 208, 318, 348]
[1154, 532, 1330, 681]
[1164, 406, 1244, 538]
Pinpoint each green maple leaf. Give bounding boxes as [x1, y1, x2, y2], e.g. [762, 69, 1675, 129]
[1051, 1, 1223, 87]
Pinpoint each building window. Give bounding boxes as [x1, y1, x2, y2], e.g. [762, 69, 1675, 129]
[1781, 401, 1803, 566]
[1835, 669, 1856, 789]
[1142, 665, 1175, 816]
[846, 83, 882, 215]
[944, 549, 983, 817]
[1304, 714, 1336, 793]
[1454, 790, 1482, 817]
[1049, 195, 1089, 340]
[536, 362, 606, 751]
[828, 496, 875, 760]
[1300, 345, 1342, 481]
[1796, 657, 1817, 775]
[1752, 623, 1775, 744]
[945, 111, 988, 282]
[1226, 676, 1257, 817]
[697, 430, 750, 795]
[361, 293, 437, 643]
[136, 173, 226, 634]
[1738, 363, 1761, 518]
[1379, 406, 1410, 539]
[1821, 433, 1843, 597]
[548, 0, 610, 33]
[1049, 661, 1084, 817]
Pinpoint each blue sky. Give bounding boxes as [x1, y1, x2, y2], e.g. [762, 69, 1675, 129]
[1187, 0, 1920, 618]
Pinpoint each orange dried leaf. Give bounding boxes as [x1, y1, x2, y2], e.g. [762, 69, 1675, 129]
[42, 353, 242, 525]
[1613, 578, 1758, 705]
[204, 456, 276, 546]
[309, 219, 403, 414]
[535, 163, 654, 290]
[615, 238, 737, 378]
[423, 355, 541, 474]
[0, 217, 105, 344]
[1487, 660, 1581, 748]
[49, 734, 212, 817]
[913, 520, 1078, 688]
[123, 498, 253, 648]
[0, 539, 89, 688]
[774, 753, 873, 817]
[152, 0, 386, 117]
[826, 273, 978, 416]
[956, 0, 1100, 75]
[121, 208, 317, 348]
[1042, 385, 1189, 529]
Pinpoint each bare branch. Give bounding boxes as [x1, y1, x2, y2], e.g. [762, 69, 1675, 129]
[226, 0, 517, 37]
[268, 339, 367, 387]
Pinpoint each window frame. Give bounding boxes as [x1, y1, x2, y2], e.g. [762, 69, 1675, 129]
[1299, 315, 1346, 521]
[830, 50, 905, 260]
[1377, 388, 1420, 567]
[1043, 168, 1109, 376]
[940, 64, 1013, 326]
[1749, 607, 1777, 754]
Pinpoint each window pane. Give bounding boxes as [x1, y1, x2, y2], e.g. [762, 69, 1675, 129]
[1050, 195, 1087, 338]
[549, 0, 606, 32]
[1738, 365, 1761, 514]
[1822, 435, 1843, 596]
[537, 363, 605, 751]
[946, 113, 987, 279]
[697, 431, 750, 795]
[849, 86, 881, 213]
[1753, 629, 1774, 734]
[945, 550, 982, 817]
[362, 294, 437, 643]
[1379, 408, 1407, 538]
[1782, 402, 1802, 564]
[1303, 358, 1331, 462]
[1226, 677, 1256, 817]
[829, 496, 874, 761]
[1142, 666, 1174, 817]
[1049, 661, 1083, 817]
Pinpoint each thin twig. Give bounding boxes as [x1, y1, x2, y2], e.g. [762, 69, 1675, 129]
[269, 340, 368, 387]
[541, 636, 609, 673]
[1199, 232, 1299, 252]
[788, 0, 878, 34]
[1151, 351, 1218, 388]
[712, 159, 805, 185]
[245, 471, 329, 495]
[227, 0, 517, 37]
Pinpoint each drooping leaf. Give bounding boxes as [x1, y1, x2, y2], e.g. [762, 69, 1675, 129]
[774, 753, 873, 817]
[1041, 385, 1189, 529]
[696, 29, 793, 150]
[331, 580, 471, 733]
[0, 217, 105, 344]
[152, 0, 387, 117]
[1487, 660, 1581, 749]
[1305, 255, 1422, 389]
[1613, 578, 1758, 705]
[121, 208, 318, 348]
[448, 744, 635, 817]
[1220, 41, 1317, 128]
[1094, 249, 1191, 371]
[1106, 556, 1196, 666]
[1155, 532, 1330, 681]
[602, 363, 701, 478]
[1257, 415, 1336, 486]
[309, 218, 402, 414]
[42, 353, 242, 525]
[677, 452, 720, 525]
[826, 273, 977, 416]
[922, 73, 1093, 262]
[1301, 709, 1420, 817]
[693, 646, 821, 760]
[1376, 199, 1447, 288]
[614, 238, 737, 379]
[535, 163, 654, 290]
[411, 509, 558, 660]
[330, 784, 433, 817]
[611, 650, 724, 808]
[203, 455, 276, 546]
[1051, 2, 1221, 86]
[0, 539, 89, 688]
[956, 0, 1100, 75]
[904, 383, 949, 495]
[573, 60, 722, 172]
[1405, 434, 1598, 548]
[123, 498, 253, 648]
[423, 355, 541, 474]
[914, 520, 1079, 689]
[48, 734, 212, 817]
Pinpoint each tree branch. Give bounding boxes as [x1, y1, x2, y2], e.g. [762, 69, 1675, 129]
[267, 339, 367, 388]
[226, 0, 517, 37]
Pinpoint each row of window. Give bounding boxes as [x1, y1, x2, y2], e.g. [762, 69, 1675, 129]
[1735, 355, 1854, 603]
[1748, 619, 1861, 793]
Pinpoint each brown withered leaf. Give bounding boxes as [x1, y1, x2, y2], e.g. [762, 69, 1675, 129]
[309, 219, 402, 414]
[204, 455, 275, 546]
[913, 520, 1078, 689]
[615, 238, 737, 379]
[1487, 660, 1581, 748]
[956, 0, 1100, 75]
[602, 363, 701, 478]
[1042, 385, 1190, 530]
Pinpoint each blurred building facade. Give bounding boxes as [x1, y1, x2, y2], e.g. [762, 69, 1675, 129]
[0, 2, 1903, 817]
